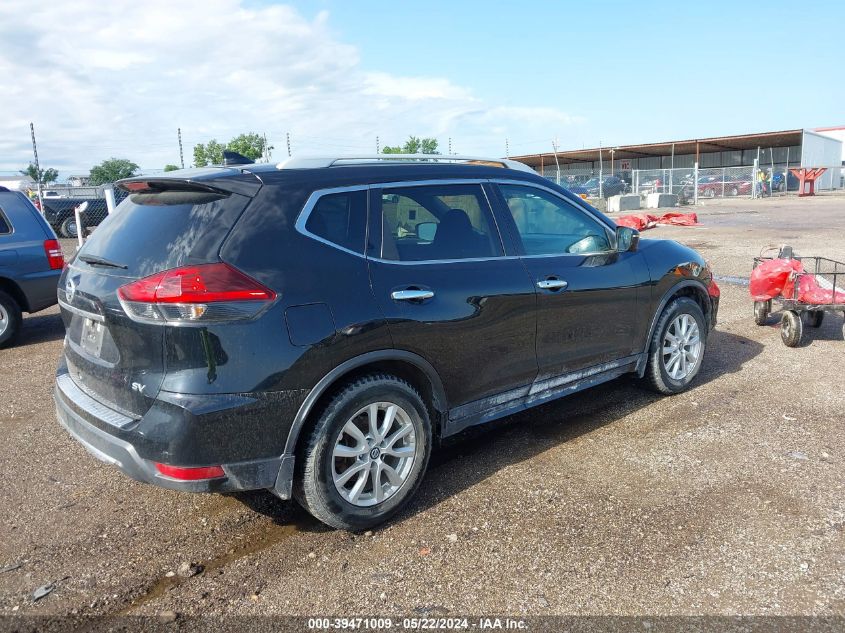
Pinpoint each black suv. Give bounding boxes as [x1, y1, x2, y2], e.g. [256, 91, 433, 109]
[54, 156, 719, 530]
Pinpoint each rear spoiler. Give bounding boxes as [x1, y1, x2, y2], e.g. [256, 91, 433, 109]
[115, 179, 229, 195]
[116, 171, 262, 197]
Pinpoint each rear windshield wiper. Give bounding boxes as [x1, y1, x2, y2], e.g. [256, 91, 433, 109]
[79, 254, 128, 269]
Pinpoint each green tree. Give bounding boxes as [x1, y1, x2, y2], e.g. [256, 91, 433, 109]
[193, 139, 225, 167]
[193, 133, 273, 167]
[163, 164, 180, 172]
[20, 163, 59, 184]
[226, 133, 272, 161]
[88, 158, 140, 185]
[382, 136, 439, 155]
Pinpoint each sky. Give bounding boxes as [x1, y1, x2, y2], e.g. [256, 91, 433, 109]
[1, 0, 843, 177]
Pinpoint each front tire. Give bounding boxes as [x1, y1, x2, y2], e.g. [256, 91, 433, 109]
[294, 374, 432, 531]
[781, 311, 803, 347]
[643, 297, 707, 395]
[0, 290, 23, 348]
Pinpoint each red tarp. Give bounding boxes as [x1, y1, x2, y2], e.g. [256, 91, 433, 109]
[615, 212, 700, 231]
[749, 258, 845, 304]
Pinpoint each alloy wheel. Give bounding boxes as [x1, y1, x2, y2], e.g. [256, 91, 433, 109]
[661, 314, 702, 381]
[331, 402, 417, 507]
[0, 303, 7, 336]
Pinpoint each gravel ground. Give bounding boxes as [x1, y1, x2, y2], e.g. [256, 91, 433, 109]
[1, 195, 844, 622]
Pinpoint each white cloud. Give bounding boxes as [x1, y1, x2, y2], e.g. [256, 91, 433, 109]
[0, 1, 582, 175]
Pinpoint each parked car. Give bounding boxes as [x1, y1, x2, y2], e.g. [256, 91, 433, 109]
[43, 190, 66, 199]
[0, 187, 64, 347]
[695, 175, 724, 198]
[54, 156, 719, 530]
[569, 175, 628, 198]
[724, 175, 753, 197]
[42, 197, 112, 238]
[771, 171, 800, 192]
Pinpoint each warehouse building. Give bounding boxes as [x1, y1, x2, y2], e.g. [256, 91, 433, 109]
[511, 128, 843, 190]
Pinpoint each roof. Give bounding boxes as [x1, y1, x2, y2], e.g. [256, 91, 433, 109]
[510, 129, 805, 167]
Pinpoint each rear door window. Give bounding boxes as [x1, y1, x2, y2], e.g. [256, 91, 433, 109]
[78, 190, 251, 277]
[0, 210, 10, 234]
[378, 184, 502, 261]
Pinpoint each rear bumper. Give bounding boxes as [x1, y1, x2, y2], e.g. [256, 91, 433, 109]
[17, 268, 60, 313]
[54, 372, 296, 498]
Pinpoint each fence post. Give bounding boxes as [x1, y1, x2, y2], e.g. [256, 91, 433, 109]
[598, 147, 604, 199]
[785, 147, 790, 197]
[693, 162, 699, 206]
[104, 186, 116, 215]
[752, 159, 759, 199]
[74, 205, 84, 249]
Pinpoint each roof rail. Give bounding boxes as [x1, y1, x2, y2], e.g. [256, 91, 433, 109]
[275, 154, 536, 174]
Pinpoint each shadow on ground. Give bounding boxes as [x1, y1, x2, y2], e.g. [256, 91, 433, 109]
[15, 312, 64, 347]
[238, 329, 763, 530]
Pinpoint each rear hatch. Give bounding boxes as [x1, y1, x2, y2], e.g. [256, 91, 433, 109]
[58, 174, 258, 418]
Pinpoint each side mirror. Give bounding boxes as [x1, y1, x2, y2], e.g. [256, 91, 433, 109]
[416, 222, 437, 242]
[616, 226, 639, 252]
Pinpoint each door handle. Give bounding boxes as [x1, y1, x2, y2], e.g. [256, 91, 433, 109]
[536, 278, 568, 291]
[391, 289, 435, 301]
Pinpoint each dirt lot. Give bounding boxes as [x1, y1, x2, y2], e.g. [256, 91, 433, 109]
[1, 194, 844, 622]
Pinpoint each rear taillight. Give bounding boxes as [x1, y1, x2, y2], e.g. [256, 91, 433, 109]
[155, 463, 225, 481]
[117, 262, 276, 324]
[44, 239, 64, 270]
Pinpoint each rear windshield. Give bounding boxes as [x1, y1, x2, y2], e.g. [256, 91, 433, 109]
[78, 191, 251, 277]
[0, 210, 10, 234]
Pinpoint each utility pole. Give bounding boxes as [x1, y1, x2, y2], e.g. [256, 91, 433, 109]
[177, 127, 185, 168]
[376, 136, 380, 154]
[286, 132, 292, 157]
[551, 138, 561, 185]
[263, 132, 272, 162]
[29, 123, 43, 211]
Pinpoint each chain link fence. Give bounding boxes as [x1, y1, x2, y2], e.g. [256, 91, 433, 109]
[35, 186, 128, 240]
[625, 164, 844, 203]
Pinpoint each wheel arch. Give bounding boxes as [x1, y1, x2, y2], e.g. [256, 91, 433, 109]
[636, 280, 711, 377]
[0, 276, 29, 313]
[283, 350, 448, 455]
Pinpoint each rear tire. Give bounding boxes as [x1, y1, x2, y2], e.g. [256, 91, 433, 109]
[0, 290, 23, 348]
[294, 374, 432, 531]
[729, 187, 739, 197]
[643, 297, 707, 395]
[753, 300, 771, 325]
[60, 216, 79, 239]
[806, 311, 824, 328]
[781, 311, 803, 347]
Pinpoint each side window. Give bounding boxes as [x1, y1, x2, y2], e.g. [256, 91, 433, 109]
[0, 210, 10, 235]
[304, 190, 367, 254]
[379, 184, 502, 261]
[499, 184, 611, 256]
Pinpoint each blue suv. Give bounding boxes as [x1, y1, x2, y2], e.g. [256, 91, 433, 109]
[0, 187, 65, 346]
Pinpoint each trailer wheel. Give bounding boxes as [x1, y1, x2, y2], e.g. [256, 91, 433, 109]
[60, 217, 79, 239]
[805, 311, 824, 328]
[753, 300, 771, 326]
[781, 311, 803, 347]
